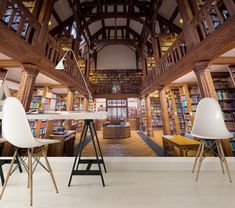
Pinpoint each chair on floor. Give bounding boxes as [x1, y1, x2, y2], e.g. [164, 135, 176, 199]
[0, 138, 23, 186]
[191, 97, 233, 182]
[0, 97, 59, 206]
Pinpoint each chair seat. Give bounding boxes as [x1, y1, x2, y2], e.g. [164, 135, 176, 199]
[0, 138, 6, 144]
[35, 138, 60, 145]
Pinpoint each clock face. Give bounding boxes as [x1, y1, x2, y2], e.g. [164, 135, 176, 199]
[112, 84, 121, 94]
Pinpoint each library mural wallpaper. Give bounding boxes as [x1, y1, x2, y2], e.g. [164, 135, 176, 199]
[0, 82, 234, 158]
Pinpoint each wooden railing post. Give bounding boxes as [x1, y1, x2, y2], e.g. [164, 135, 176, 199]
[177, 0, 200, 49]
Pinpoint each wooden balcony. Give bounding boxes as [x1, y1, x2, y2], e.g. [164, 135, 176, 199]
[142, 0, 235, 95]
[0, 0, 88, 95]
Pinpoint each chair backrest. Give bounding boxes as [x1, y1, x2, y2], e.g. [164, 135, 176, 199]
[2, 97, 36, 148]
[191, 97, 232, 139]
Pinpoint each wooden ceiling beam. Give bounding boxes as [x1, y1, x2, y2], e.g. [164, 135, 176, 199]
[81, 1, 151, 7]
[157, 14, 182, 34]
[83, 12, 148, 19]
[0, 60, 21, 68]
[52, 8, 62, 24]
[49, 15, 74, 35]
[212, 56, 235, 65]
[169, 6, 179, 22]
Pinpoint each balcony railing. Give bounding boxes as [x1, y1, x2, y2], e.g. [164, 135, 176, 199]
[0, 0, 41, 46]
[142, 0, 235, 92]
[0, 0, 87, 91]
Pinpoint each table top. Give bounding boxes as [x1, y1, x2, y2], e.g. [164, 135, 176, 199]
[0, 111, 108, 120]
[162, 135, 200, 146]
[50, 130, 76, 138]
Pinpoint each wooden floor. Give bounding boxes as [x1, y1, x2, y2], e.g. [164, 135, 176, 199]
[75, 129, 164, 157]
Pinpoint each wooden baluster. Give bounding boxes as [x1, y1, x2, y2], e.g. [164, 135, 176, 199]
[16, 12, 25, 36]
[202, 9, 215, 33]
[7, 4, 16, 28]
[223, 0, 235, 16]
[0, 0, 9, 20]
[198, 19, 207, 38]
[214, 5, 224, 24]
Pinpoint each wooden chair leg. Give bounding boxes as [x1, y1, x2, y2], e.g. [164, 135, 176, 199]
[192, 140, 202, 173]
[218, 140, 232, 183]
[216, 141, 225, 174]
[196, 140, 205, 181]
[27, 149, 30, 189]
[41, 146, 58, 193]
[0, 149, 18, 199]
[28, 149, 33, 206]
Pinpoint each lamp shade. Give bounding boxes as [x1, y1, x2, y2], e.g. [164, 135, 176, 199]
[55, 59, 65, 70]
[191, 97, 233, 139]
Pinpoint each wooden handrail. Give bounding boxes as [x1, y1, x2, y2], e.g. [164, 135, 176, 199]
[0, 0, 88, 93]
[142, 0, 235, 94]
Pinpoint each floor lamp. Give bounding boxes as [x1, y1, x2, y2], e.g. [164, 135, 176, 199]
[55, 48, 94, 112]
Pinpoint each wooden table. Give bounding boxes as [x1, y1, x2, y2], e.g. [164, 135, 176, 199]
[162, 135, 200, 156]
[48, 131, 76, 156]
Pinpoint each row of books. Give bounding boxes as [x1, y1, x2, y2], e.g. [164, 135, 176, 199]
[220, 102, 235, 110]
[226, 122, 235, 131]
[223, 112, 235, 121]
[191, 95, 201, 104]
[189, 87, 200, 95]
[216, 91, 235, 100]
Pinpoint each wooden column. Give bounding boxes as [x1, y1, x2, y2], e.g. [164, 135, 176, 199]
[152, 36, 160, 64]
[37, 0, 55, 49]
[83, 96, 89, 112]
[0, 68, 7, 82]
[159, 87, 171, 135]
[193, 61, 216, 98]
[145, 94, 154, 137]
[17, 64, 39, 111]
[65, 89, 75, 130]
[177, 0, 199, 49]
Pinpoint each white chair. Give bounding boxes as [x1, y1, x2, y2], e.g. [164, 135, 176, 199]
[191, 97, 233, 182]
[0, 97, 59, 206]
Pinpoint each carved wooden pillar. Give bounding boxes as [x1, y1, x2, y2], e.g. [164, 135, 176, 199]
[152, 36, 160, 63]
[177, 0, 199, 49]
[193, 61, 216, 98]
[142, 56, 147, 77]
[17, 64, 39, 111]
[145, 94, 154, 137]
[0, 68, 7, 81]
[83, 96, 89, 112]
[159, 87, 171, 135]
[65, 89, 75, 130]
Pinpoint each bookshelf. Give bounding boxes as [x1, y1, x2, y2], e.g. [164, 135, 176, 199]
[55, 95, 67, 111]
[166, 89, 180, 134]
[179, 85, 197, 133]
[174, 90, 186, 134]
[213, 73, 235, 132]
[29, 87, 56, 138]
[150, 97, 162, 128]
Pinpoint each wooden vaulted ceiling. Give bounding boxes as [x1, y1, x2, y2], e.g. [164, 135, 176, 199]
[48, 0, 182, 56]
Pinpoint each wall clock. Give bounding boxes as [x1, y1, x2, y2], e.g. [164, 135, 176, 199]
[112, 84, 121, 94]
